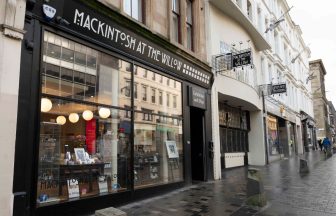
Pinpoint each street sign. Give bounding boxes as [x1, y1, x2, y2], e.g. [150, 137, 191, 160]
[232, 50, 252, 68]
[271, 83, 287, 94]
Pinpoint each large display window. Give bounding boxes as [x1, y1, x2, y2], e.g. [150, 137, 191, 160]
[133, 66, 183, 188]
[37, 31, 184, 206]
[267, 115, 280, 155]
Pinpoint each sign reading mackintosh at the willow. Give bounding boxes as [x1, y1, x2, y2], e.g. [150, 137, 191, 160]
[189, 87, 206, 110]
[271, 83, 287, 94]
[61, 1, 211, 88]
[232, 50, 252, 68]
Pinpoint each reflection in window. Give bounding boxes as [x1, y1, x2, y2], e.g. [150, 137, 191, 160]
[151, 88, 156, 103]
[42, 31, 131, 107]
[159, 91, 163, 105]
[134, 115, 183, 189]
[142, 85, 147, 101]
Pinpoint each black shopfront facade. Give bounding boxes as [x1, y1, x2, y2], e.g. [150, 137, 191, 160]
[13, 1, 213, 215]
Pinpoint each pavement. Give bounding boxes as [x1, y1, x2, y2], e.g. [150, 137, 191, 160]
[116, 150, 336, 216]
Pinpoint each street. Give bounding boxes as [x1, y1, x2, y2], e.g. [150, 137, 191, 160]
[118, 151, 336, 216]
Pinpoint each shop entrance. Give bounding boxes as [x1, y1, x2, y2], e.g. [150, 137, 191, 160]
[190, 107, 206, 181]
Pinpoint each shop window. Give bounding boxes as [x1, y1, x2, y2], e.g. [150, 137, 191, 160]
[134, 114, 183, 188]
[123, 0, 144, 23]
[38, 31, 137, 207]
[267, 115, 280, 155]
[186, 0, 193, 51]
[172, 0, 181, 44]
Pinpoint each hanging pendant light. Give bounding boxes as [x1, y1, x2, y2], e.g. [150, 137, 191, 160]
[41, 98, 53, 112]
[99, 107, 110, 119]
[69, 113, 79, 123]
[56, 116, 66, 125]
[82, 110, 93, 121]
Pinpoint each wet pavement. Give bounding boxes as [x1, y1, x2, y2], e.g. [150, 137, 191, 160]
[117, 151, 336, 216]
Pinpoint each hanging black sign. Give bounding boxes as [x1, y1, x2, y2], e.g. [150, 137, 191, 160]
[56, 0, 212, 88]
[232, 50, 252, 68]
[271, 83, 287, 94]
[189, 87, 207, 110]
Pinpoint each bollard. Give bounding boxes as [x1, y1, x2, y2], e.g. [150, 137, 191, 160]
[299, 159, 309, 173]
[95, 207, 127, 216]
[246, 168, 267, 207]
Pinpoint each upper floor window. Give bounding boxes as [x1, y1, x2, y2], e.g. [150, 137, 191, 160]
[186, 0, 193, 51]
[172, 0, 181, 44]
[247, 0, 252, 21]
[123, 0, 144, 23]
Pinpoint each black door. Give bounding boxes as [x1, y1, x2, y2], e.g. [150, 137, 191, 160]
[190, 107, 206, 181]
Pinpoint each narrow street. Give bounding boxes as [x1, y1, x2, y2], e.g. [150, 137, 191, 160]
[118, 151, 335, 216]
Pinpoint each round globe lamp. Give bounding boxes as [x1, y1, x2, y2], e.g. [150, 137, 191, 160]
[69, 113, 79, 123]
[82, 110, 94, 121]
[41, 98, 52, 112]
[56, 116, 66, 125]
[99, 108, 110, 119]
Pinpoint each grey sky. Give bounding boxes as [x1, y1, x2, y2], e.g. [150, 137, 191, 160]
[286, 0, 336, 104]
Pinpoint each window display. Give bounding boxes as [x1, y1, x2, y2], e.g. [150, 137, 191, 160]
[37, 31, 132, 206]
[134, 66, 183, 188]
[267, 115, 280, 155]
[37, 31, 184, 206]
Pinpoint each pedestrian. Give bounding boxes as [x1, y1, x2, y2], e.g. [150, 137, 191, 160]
[318, 139, 323, 151]
[322, 137, 331, 155]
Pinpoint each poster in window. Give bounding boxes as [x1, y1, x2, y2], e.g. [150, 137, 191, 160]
[165, 140, 179, 158]
[98, 175, 108, 193]
[74, 148, 86, 162]
[67, 178, 80, 199]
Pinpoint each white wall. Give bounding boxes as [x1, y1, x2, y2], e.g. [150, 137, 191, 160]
[0, 1, 26, 215]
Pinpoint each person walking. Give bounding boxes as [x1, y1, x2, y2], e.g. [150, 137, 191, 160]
[322, 137, 331, 156]
[318, 139, 323, 151]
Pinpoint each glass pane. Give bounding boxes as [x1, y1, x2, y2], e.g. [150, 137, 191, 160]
[41, 31, 131, 107]
[37, 99, 131, 207]
[187, 25, 192, 50]
[61, 48, 74, 62]
[134, 115, 183, 188]
[172, 0, 180, 13]
[172, 14, 179, 42]
[186, 0, 192, 24]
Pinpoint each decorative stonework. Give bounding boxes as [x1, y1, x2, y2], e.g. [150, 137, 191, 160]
[1, 0, 26, 40]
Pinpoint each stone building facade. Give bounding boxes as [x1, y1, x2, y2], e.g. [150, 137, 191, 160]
[310, 59, 330, 140]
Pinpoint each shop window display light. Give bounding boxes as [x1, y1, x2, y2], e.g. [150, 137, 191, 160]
[56, 115, 66, 125]
[98, 107, 110, 119]
[82, 110, 93, 121]
[69, 113, 79, 123]
[41, 98, 52, 112]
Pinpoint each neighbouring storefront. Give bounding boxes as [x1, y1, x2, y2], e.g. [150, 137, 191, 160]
[13, 1, 212, 215]
[218, 103, 250, 169]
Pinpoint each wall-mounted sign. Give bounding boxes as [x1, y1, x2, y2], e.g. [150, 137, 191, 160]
[189, 86, 206, 110]
[57, 0, 212, 88]
[232, 50, 252, 68]
[271, 83, 287, 94]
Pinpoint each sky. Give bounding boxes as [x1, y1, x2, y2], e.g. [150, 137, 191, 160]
[286, 0, 336, 104]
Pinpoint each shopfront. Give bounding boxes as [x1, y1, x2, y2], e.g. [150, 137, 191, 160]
[13, 1, 212, 215]
[218, 103, 250, 169]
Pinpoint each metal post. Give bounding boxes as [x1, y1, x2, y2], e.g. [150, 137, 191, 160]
[262, 90, 269, 164]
